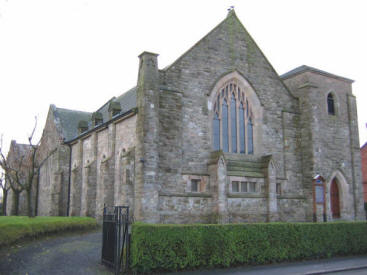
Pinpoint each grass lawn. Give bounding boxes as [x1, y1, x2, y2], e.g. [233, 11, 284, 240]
[0, 216, 98, 247]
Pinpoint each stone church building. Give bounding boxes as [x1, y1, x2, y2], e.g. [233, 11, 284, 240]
[9, 10, 365, 222]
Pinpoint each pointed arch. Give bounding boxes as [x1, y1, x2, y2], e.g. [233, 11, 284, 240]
[208, 71, 263, 155]
[327, 93, 335, 115]
[326, 170, 353, 220]
[326, 91, 339, 116]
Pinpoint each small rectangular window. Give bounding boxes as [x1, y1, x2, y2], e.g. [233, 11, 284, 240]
[249, 182, 256, 192]
[276, 183, 281, 195]
[240, 182, 247, 192]
[232, 181, 239, 192]
[191, 179, 200, 192]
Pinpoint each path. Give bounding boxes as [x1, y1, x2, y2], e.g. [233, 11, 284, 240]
[0, 230, 112, 275]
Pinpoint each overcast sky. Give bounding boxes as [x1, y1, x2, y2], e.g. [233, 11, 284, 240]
[0, 0, 366, 154]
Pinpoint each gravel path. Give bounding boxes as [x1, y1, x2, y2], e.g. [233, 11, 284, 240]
[0, 230, 112, 275]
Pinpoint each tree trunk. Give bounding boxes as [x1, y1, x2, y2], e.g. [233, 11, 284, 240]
[2, 190, 8, 215]
[12, 191, 20, 216]
[26, 188, 34, 217]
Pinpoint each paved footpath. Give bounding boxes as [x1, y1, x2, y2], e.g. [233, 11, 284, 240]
[0, 230, 112, 275]
[171, 255, 367, 275]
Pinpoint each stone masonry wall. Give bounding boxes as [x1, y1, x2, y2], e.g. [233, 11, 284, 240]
[155, 12, 301, 223]
[361, 144, 367, 202]
[114, 115, 136, 208]
[69, 114, 136, 219]
[283, 71, 364, 221]
[37, 107, 70, 216]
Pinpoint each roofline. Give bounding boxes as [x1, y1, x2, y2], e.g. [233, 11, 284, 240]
[162, 12, 234, 71]
[280, 66, 354, 83]
[95, 97, 116, 114]
[361, 141, 367, 150]
[54, 106, 92, 116]
[64, 108, 137, 144]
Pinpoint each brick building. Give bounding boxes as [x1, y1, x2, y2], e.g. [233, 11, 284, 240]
[9, 10, 365, 222]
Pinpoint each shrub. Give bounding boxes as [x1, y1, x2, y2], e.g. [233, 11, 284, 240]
[131, 222, 367, 273]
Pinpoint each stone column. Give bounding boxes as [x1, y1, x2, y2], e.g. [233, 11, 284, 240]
[265, 157, 278, 222]
[105, 123, 116, 207]
[217, 157, 229, 223]
[134, 52, 160, 223]
[298, 83, 318, 221]
[85, 133, 97, 217]
[347, 94, 365, 220]
[69, 141, 83, 216]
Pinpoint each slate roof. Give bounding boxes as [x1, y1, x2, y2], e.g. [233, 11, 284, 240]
[280, 65, 354, 83]
[96, 86, 137, 123]
[52, 86, 137, 143]
[53, 106, 92, 142]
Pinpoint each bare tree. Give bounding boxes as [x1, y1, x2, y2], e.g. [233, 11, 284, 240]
[0, 172, 11, 215]
[0, 118, 39, 217]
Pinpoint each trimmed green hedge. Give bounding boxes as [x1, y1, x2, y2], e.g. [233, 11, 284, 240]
[0, 216, 98, 246]
[131, 222, 367, 273]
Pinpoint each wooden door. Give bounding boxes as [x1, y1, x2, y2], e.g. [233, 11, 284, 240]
[331, 179, 340, 218]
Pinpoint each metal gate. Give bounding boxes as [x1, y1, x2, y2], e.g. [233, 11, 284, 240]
[102, 206, 130, 274]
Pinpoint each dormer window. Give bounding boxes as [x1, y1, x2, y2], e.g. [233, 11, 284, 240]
[327, 93, 335, 115]
[92, 112, 103, 126]
[108, 101, 121, 118]
[78, 120, 88, 134]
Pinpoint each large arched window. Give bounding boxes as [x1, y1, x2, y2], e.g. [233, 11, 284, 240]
[212, 80, 254, 154]
[327, 93, 335, 115]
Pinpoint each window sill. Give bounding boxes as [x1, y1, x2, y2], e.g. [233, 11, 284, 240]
[227, 192, 265, 198]
[159, 191, 212, 198]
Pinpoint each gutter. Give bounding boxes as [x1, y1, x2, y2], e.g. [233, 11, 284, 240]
[64, 108, 137, 145]
[66, 143, 72, 216]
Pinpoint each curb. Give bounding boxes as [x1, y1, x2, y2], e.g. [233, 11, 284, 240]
[304, 264, 367, 274]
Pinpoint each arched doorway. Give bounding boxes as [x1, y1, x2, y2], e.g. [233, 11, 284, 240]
[330, 178, 340, 218]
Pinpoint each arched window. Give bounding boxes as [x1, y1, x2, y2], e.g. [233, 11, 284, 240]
[327, 93, 335, 115]
[212, 80, 254, 154]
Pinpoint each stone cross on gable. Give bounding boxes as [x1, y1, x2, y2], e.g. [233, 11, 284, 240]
[227, 6, 235, 12]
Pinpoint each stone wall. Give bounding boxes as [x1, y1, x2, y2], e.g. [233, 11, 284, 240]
[361, 144, 367, 202]
[151, 11, 303, 223]
[69, 114, 136, 219]
[33, 11, 364, 224]
[283, 71, 365, 221]
[37, 106, 70, 216]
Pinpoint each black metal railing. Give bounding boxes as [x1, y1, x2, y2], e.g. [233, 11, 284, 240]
[102, 206, 131, 274]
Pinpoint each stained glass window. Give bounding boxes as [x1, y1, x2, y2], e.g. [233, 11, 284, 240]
[222, 99, 229, 152]
[231, 95, 237, 153]
[213, 112, 220, 151]
[239, 103, 245, 153]
[212, 80, 254, 155]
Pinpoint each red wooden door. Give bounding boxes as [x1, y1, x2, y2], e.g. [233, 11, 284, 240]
[331, 179, 340, 218]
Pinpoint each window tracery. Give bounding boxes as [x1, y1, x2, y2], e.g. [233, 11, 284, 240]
[212, 80, 254, 154]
